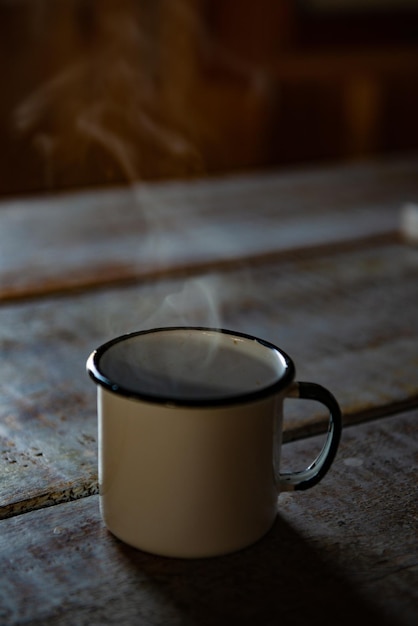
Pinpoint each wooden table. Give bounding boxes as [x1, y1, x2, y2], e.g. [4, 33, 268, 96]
[1, 155, 417, 625]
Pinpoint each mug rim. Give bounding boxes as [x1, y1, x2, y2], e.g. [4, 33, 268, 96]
[86, 326, 296, 407]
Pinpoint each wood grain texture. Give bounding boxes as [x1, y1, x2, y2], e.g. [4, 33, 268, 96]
[0, 240, 417, 518]
[0, 411, 416, 626]
[1, 155, 417, 301]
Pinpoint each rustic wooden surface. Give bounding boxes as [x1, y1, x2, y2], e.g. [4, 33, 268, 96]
[1, 240, 418, 519]
[0, 158, 417, 625]
[1, 155, 417, 302]
[0, 410, 416, 626]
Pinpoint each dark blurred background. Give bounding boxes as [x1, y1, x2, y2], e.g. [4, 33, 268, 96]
[1, 0, 418, 196]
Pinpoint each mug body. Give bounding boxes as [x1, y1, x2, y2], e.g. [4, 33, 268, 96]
[98, 387, 286, 558]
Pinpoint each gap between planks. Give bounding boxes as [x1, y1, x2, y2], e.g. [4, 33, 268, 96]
[0, 231, 399, 306]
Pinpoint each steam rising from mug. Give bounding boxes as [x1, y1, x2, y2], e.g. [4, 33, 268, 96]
[141, 277, 222, 329]
[103, 276, 235, 385]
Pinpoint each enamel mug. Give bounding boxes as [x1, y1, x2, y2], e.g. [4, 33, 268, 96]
[87, 327, 342, 558]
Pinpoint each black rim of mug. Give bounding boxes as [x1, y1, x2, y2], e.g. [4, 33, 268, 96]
[86, 326, 296, 407]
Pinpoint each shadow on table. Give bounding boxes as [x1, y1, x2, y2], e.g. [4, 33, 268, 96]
[116, 514, 393, 626]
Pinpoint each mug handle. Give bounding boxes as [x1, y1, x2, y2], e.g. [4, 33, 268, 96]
[278, 381, 342, 492]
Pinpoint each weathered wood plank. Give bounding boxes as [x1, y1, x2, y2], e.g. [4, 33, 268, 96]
[0, 411, 416, 626]
[0, 241, 417, 519]
[1, 156, 417, 301]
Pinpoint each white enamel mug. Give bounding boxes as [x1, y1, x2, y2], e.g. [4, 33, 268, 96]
[87, 327, 342, 558]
